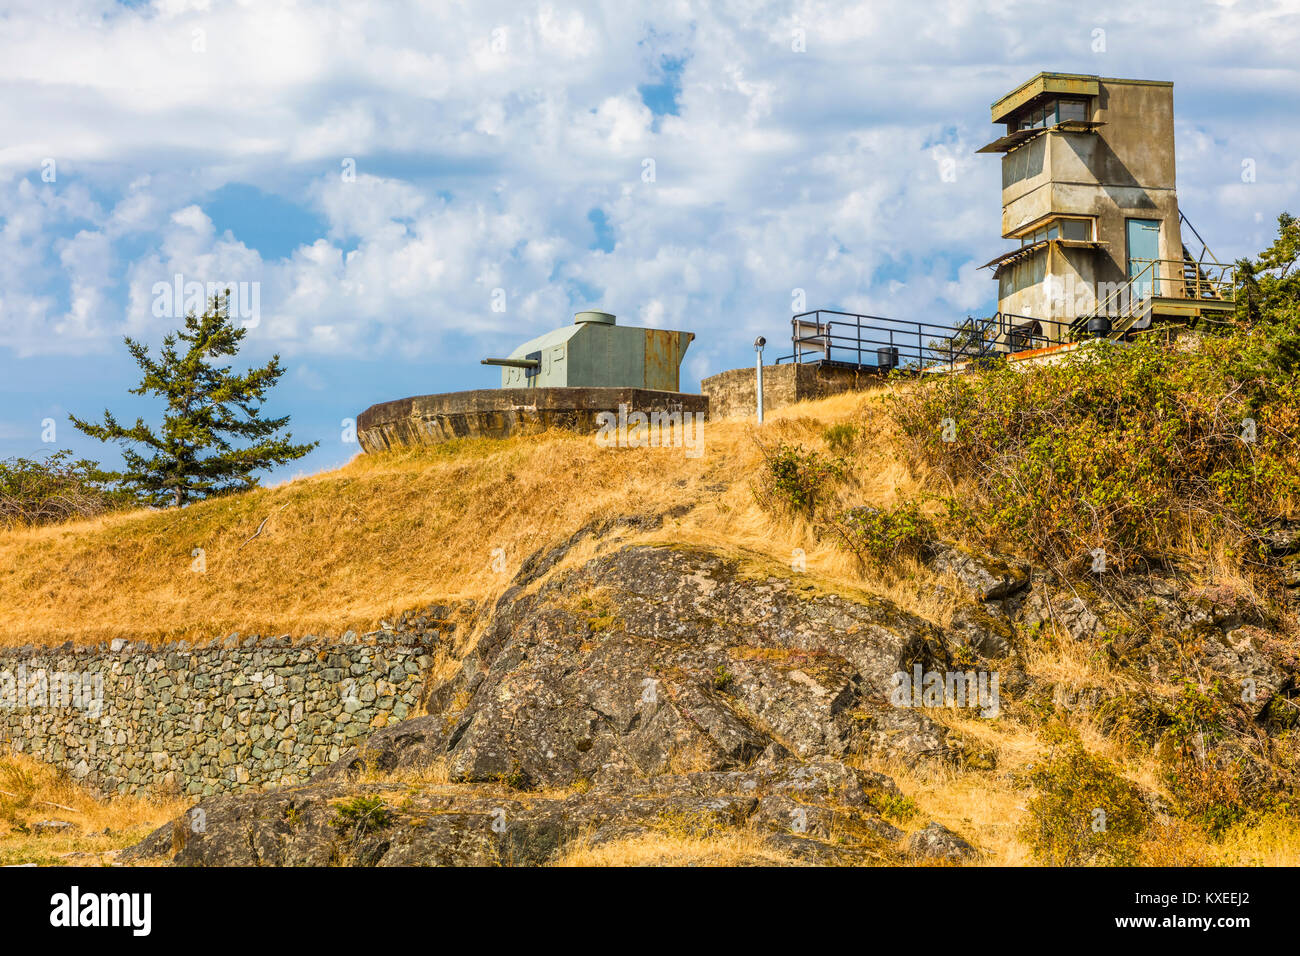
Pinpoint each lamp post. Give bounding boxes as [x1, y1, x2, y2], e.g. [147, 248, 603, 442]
[754, 336, 766, 424]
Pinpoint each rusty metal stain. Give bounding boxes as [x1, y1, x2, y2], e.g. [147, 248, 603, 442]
[644, 329, 680, 391]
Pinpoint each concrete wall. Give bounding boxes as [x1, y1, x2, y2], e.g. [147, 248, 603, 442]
[702, 363, 883, 420]
[995, 77, 1185, 322]
[357, 387, 709, 453]
[0, 626, 445, 796]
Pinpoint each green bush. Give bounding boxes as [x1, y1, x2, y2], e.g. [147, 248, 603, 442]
[1021, 728, 1149, 865]
[330, 796, 392, 837]
[872, 792, 920, 824]
[756, 442, 847, 518]
[822, 423, 861, 454]
[712, 664, 735, 691]
[890, 333, 1300, 575]
[1156, 681, 1251, 836]
[831, 500, 935, 568]
[0, 450, 137, 527]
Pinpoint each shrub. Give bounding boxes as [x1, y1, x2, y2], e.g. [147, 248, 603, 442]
[891, 217, 1300, 579]
[1156, 681, 1250, 836]
[330, 796, 392, 837]
[755, 441, 847, 518]
[712, 664, 735, 691]
[497, 764, 531, 791]
[0, 450, 136, 527]
[872, 792, 919, 824]
[1021, 728, 1149, 865]
[830, 500, 935, 568]
[890, 332, 1300, 576]
[822, 422, 861, 454]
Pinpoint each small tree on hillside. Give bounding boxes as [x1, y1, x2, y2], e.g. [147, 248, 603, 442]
[1235, 211, 1300, 381]
[71, 293, 318, 507]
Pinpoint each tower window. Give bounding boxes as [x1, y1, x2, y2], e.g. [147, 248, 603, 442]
[1016, 98, 1091, 131]
[1018, 216, 1095, 246]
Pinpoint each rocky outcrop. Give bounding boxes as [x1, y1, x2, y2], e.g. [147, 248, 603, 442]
[906, 821, 979, 862]
[128, 542, 999, 865]
[124, 530, 1300, 866]
[124, 759, 910, 866]
[335, 543, 970, 789]
[929, 544, 1031, 603]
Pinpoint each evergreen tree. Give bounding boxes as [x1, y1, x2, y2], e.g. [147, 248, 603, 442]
[71, 293, 317, 507]
[1234, 212, 1300, 382]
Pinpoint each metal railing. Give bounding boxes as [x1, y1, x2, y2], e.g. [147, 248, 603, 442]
[1088, 257, 1235, 327]
[775, 309, 1103, 371]
[775, 310, 980, 371]
[777, 280, 1238, 375]
[1180, 210, 1220, 271]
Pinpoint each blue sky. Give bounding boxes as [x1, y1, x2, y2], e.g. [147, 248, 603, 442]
[1, 0, 1298, 484]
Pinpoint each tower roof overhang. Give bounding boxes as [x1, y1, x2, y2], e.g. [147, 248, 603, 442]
[990, 73, 1101, 124]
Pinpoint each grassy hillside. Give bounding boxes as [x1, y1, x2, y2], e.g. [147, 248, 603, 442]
[0, 389, 930, 645]
[5, 324, 1300, 867]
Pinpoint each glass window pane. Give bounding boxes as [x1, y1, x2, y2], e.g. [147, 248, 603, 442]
[1047, 223, 1059, 240]
[1062, 219, 1091, 240]
[1059, 99, 1088, 123]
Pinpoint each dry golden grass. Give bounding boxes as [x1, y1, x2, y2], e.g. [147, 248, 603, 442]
[5, 381, 1294, 868]
[550, 827, 804, 867]
[0, 388, 932, 645]
[1214, 812, 1300, 866]
[862, 713, 1038, 866]
[0, 750, 187, 865]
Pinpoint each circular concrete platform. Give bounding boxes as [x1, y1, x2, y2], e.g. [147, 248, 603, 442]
[356, 387, 709, 452]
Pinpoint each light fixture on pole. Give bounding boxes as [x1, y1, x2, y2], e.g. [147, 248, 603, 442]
[754, 336, 766, 424]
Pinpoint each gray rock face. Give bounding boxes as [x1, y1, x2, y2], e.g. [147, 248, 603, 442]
[332, 544, 961, 791]
[929, 545, 1031, 602]
[124, 759, 911, 867]
[115, 527, 1300, 867]
[128, 543, 1002, 866]
[32, 819, 77, 835]
[906, 821, 978, 862]
[948, 603, 1018, 659]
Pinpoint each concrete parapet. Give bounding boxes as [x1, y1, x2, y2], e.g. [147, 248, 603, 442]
[357, 387, 709, 453]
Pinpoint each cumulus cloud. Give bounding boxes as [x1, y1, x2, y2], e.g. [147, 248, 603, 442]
[0, 0, 1297, 369]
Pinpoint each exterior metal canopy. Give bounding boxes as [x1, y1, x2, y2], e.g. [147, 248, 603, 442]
[976, 121, 1104, 154]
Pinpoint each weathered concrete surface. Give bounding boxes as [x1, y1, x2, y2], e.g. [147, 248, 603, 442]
[702, 363, 884, 420]
[356, 387, 709, 453]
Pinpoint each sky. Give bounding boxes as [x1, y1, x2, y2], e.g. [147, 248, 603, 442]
[1, 0, 1298, 483]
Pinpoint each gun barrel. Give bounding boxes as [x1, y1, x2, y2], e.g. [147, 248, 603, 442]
[481, 357, 541, 369]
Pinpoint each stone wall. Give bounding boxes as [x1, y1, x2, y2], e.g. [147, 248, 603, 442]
[702, 363, 884, 419]
[0, 627, 443, 797]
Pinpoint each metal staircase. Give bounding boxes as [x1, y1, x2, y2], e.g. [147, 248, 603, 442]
[1179, 211, 1230, 302]
[1071, 211, 1235, 339]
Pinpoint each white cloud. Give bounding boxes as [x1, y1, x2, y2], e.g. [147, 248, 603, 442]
[0, 0, 1295, 369]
